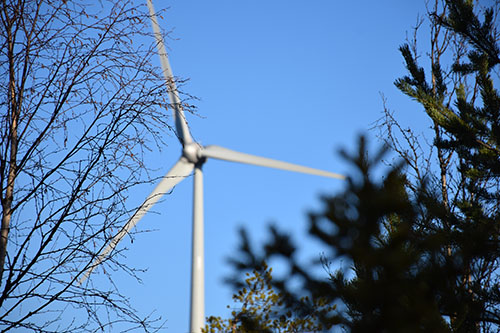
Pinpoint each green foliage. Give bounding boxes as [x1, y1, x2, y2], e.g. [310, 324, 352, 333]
[203, 262, 336, 333]
[226, 138, 460, 332]
[403, 0, 500, 193]
[441, 0, 500, 70]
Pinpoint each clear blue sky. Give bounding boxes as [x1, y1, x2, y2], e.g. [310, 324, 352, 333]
[107, 1, 431, 331]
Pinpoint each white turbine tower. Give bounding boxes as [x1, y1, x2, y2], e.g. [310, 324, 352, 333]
[79, 1, 345, 332]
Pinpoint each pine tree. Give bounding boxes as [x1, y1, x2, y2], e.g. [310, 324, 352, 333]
[222, 0, 500, 331]
[393, 0, 500, 329]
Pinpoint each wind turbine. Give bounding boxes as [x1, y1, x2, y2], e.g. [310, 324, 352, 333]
[79, 1, 345, 332]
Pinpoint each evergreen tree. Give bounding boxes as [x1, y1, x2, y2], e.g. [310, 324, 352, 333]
[221, 0, 500, 331]
[393, 0, 500, 329]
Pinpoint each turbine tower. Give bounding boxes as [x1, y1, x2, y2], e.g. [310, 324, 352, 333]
[79, 1, 345, 332]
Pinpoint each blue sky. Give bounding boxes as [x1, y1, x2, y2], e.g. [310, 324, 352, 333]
[108, 1, 432, 331]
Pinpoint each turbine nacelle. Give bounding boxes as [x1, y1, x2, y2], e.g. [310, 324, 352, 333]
[183, 142, 204, 165]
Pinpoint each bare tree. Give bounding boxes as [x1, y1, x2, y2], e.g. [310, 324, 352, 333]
[0, 0, 186, 331]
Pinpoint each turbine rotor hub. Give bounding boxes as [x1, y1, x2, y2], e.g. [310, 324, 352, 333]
[183, 142, 202, 164]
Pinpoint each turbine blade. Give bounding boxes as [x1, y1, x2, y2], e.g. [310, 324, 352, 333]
[146, 0, 192, 145]
[200, 145, 345, 180]
[79, 157, 194, 284]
